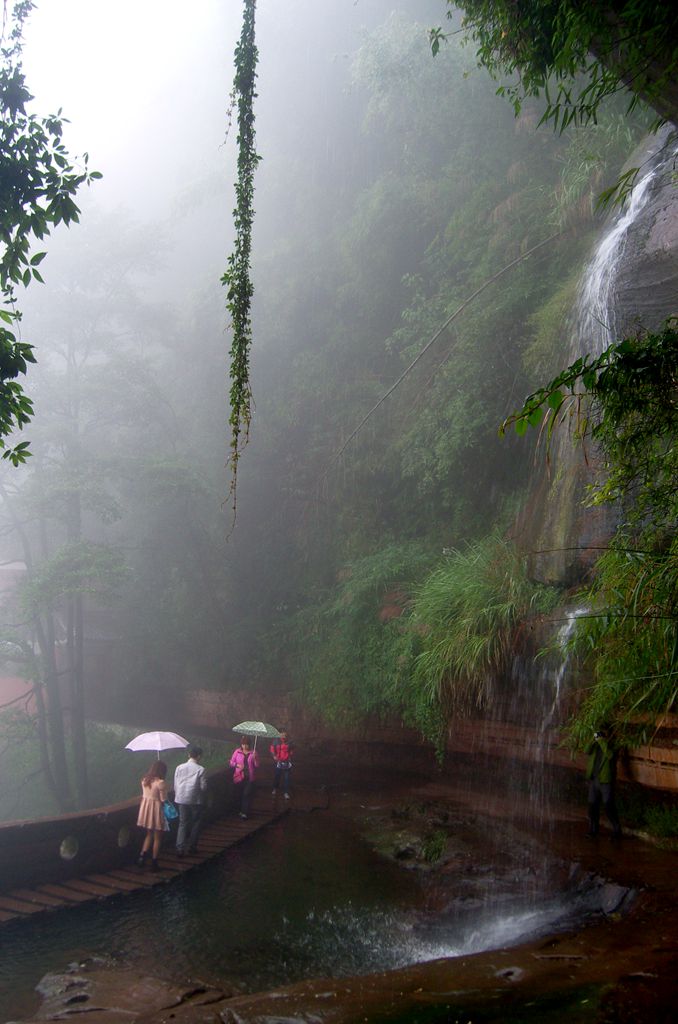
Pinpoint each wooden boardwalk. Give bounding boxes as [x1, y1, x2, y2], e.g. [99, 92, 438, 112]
[0, 804, 288, 927]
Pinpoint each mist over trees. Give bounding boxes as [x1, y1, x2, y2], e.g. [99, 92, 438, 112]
[0, 0, 668, 814]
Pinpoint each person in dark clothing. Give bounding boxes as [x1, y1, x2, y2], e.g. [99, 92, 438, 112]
[585, 727, 622, 838]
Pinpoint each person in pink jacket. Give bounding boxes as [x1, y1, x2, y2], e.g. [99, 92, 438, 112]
[230, 736, 259, 819]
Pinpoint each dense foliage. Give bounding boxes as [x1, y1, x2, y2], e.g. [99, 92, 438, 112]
[505, 321, 677, 746]
[297, 534, 557, 755]
[410, 534, 559, 719]
[236, 12, 646, 732]
[0, 0, 97, 465]
[503, 320, 678, 529]
[443, 1, 678, 128]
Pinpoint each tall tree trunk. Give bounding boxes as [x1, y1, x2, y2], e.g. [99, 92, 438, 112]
[67, 592, 88, 807]
[31, 677, 61, 809]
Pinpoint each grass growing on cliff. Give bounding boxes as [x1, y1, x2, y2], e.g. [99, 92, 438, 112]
[296, 534, 558, 754]
[537, 323, 678, 750]
[565, 538, 678, 750]
[410, 534, 560, 716]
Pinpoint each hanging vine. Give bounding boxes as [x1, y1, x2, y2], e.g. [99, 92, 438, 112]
[222, 0, 259, 516]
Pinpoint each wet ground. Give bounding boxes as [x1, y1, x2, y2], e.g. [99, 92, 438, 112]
[5, 772, 678, 1023]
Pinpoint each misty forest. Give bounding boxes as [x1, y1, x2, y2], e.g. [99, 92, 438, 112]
[0, 1, 677, 1021]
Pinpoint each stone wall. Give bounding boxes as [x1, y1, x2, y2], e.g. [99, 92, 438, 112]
[85, 682, 678, 794]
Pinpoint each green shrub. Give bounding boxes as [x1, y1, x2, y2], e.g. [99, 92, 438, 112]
[644, 803, 678, 838]
[410, 533, 560, 714]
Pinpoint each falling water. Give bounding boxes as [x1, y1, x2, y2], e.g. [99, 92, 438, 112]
[532, 131, 678, 590]
[500, 606, 588, 835]
[572, 131, 678, 361]
[543, 606, 590, 730]
[574, 166, 659, 356]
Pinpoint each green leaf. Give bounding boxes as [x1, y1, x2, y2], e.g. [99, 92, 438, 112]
[547, 389, 563, 411]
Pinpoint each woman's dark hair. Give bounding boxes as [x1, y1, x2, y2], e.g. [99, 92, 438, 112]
[240, 736, 250, 746]
[142, 760, 167, 784]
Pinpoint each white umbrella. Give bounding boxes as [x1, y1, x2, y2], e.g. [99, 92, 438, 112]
[232, 720, 281, 749]
[125, 730, 189, 759]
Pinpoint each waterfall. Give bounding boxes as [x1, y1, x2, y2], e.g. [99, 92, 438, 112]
[526, 130, 678, 588]
[574, 169, 658, 356]
[573, 132, 678, 359]
[543, 606, 590, 730]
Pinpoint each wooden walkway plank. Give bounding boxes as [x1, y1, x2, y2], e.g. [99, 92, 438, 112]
[107, 869, 163, 887]
[36, 883, 95, 903]
[111, 867, 177, 884]
[9, 888, 68, 908]
[78, 877, 127, 894]
[0, 895, 45, 915]
[86, 873, 140, 892]
[57, 879, 119, 898]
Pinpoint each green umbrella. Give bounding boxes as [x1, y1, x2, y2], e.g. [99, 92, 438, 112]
[232, 720, 281, 749]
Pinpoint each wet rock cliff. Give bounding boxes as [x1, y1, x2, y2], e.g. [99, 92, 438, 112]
[519, 129, 678, 587]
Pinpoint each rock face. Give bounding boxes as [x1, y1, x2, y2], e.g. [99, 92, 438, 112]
[613, 132, 678, 332]
[12, 958, 231, 1023]
[521, 129, 678, 587]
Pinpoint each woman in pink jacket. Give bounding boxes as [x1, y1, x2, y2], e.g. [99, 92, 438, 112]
[230, 737, 259, 819]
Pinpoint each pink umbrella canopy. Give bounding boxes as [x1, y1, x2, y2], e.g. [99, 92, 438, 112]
[124, 731, 189, 758]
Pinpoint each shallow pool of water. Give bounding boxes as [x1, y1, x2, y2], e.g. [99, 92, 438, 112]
[0, 809, 603, 1021]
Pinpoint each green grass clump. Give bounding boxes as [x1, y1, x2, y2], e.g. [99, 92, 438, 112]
[422, 828, 447, 863]
[643, 803, 678, 838]
[411, 533, 559, 715]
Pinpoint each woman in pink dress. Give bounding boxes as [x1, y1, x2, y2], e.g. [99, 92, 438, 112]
[136, 760, 169, 870]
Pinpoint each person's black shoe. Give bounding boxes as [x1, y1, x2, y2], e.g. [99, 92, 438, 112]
[151, 859, 160, 872]
[585, 831, 598, 839]
[176, 848, 185, 858]
[137, 851, 148, 866]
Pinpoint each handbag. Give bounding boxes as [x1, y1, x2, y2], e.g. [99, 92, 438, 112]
[163, 800, 179, 822]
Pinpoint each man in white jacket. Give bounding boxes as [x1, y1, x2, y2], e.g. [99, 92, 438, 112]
[173, 746, 207, 856]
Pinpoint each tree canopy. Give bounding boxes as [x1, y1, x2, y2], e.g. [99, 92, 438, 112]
[0, 1, 98, 465]
[442, 1, 678, 129]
